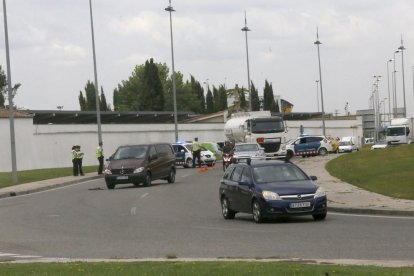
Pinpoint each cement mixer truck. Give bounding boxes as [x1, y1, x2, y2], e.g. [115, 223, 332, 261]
[224, 111, 287, 157]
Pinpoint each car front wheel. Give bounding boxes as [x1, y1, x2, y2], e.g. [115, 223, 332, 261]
[313, 213, 327, 221]
[143, 172, 152, 187]
[167, 168, 175, 183]
[252, 200, 264, 223]
[106, 182, 115, 190]
[221, 197, 235, 219]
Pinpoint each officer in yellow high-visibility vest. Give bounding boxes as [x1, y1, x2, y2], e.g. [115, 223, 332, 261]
[72, 145, 78, 176]
[192, 137, 201, 168]
[75, 145, 84, 176]
[96, 142, 104, 175]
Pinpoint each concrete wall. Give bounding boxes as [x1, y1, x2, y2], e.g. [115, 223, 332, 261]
[0, 117, 362, 172]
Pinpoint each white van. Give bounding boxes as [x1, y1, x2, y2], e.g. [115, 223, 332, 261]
[338, 136, 359, 153]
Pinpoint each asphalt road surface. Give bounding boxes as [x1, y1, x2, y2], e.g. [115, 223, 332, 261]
[0, 166, 413, 262]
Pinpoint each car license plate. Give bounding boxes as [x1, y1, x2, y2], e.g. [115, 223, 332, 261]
[290, 202, 311, 208]
[117, 176, 128, 180]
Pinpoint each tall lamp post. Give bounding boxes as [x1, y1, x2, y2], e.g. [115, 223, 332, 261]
[386, 59, 392, 122]
[2, 0, 18, 184]
[241, 12, 252, 112]
[392, 50, 400, 117]
[89, 0, 102, 145]
[314, 28, 326, 136]
[398, 36, 407, 117]
[315, 80, 320, 112]
[373, 76, 382, 141]
[165, 0, 178, 142]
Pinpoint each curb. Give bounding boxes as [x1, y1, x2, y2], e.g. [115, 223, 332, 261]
[0, 175, 102, 199]
[328, 206, 414, 217]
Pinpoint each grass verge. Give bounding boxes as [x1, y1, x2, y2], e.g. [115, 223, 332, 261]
[326, 144, 414, 200]
[0, 261, 413, 275]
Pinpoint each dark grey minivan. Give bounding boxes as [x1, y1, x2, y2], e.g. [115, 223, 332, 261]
[104, 143, 176, 189]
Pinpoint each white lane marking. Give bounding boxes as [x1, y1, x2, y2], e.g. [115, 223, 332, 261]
[328, 211, 414, 220]
[14, 255, 42, 258]
[130, 207, 137, 215]
[0, 253, 18, 256]
[140, 193, 149, 199]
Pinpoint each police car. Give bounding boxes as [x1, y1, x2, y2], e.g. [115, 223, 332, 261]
[172, 142, 216, 168]
[286, 135, 333, 158]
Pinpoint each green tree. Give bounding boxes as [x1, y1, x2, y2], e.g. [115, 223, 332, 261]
[138, 58, 164, 111]
[190, 75, 205, 114]
[100, 87, 110, 111]
[0, 66, 6, 107]
[218, 85, 228, 111]
[212, 86, 219, 112]
[78, 80, 109, 111]
[263, 80, 274, 111]
[239, 86, 247, 110]
[205, 87, 214, 113]
[251, 81, 260, 111]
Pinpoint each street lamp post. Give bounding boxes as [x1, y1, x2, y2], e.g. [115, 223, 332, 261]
[398, 36, 407, 117]
[241, 12, 252, 112]
[386, 59, 392, 122]
[89, 0, 102, 145]
[314, 28, 326, 136]
[2, 0, 18, 184]
[392, 50, 400, 117]
[165, 0, 178, 142]
[373, 76, 382, 141]
[315, 80, 320, 112]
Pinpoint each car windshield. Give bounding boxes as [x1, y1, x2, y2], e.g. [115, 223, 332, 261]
[235, 144, 259, 152]
[251, 119, 285, 134]
[253, 164, 309, 183]
[113, 146, 148, 160]
[386, 127, 406, 136]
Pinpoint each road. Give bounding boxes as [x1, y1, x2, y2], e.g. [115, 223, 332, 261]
[0, 166, 413, 262]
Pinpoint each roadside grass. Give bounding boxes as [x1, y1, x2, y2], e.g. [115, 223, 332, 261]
[0, 166, 97, 189]
[0, 261, 413, 275]
[326, 144, 414, 200]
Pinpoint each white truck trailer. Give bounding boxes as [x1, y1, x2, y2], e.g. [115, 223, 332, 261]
[224, 111, 287, 157]
[386, 117, 414, 145]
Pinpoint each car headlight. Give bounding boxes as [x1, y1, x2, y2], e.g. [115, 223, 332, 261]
[133, 167, 144, 174]
[262, 191, 281, 201]
[314, 187, 326, 198]
[104, 169, 112, 174]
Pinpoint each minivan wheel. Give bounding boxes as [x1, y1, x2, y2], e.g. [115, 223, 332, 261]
[106, 182, 115, 190]
[143, 172, 152, 186]
[167, 168, 175, 183]
[252, 200, 264, 223]
[221, 197, 235, 219]
[318, 148, 328, 156]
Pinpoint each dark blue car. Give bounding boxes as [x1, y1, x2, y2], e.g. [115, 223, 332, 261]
[219, 159, 327, 223]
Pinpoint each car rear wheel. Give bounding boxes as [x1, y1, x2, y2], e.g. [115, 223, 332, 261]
[167, 168, 175, 183]
[318, 147, 328, 156]
[252, 200, 264, 223]
[185, 158, 193, 168]
[313, 213, 327, 221]
[143, 172, 152, 187]
[221, 197, 235, 219]
[286, 150, 294, 160]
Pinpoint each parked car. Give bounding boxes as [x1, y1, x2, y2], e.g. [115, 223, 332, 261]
[104, 143, 176, 189]
[219, 159, 327, 223]
[233, 142, 266, 160]
[172, 142, 216, 168]
[371, 141, 388, 150]
[338, 141, 359, 153]
[285, 135, 333, 158]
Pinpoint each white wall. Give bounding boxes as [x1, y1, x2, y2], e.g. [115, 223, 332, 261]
[0, 117, 362, 172]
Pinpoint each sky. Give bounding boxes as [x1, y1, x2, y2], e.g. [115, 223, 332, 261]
[1, 0, 414, 116]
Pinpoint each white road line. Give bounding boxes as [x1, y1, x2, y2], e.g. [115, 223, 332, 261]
[140, 193, 149, 199]
[0, 253, 18, 257]
[14, 255, 42, 258]
[130, 207, 137, 215]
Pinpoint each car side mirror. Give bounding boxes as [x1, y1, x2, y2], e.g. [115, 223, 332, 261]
[238, 180, 252, 187]
[310, 176, 317, 181]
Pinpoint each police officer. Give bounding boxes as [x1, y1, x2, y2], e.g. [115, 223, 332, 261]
[96, 142, 104, 175]
[192, 137, 201, 168]
[72, 145, 78, 176]
[75, 145, 84, 176]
